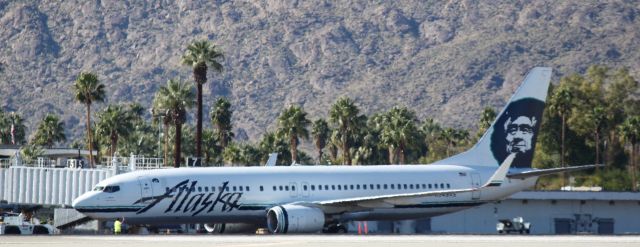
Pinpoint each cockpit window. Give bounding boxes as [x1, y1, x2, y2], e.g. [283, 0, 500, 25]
[103, 185, 120, 193]
[93, 186, 104, 191]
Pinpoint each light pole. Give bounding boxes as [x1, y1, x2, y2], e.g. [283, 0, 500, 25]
[10, 111, 15, 145]
[150, 108, 166, 166]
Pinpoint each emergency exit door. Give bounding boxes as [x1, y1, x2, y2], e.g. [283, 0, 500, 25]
[471, 173, 481, 200]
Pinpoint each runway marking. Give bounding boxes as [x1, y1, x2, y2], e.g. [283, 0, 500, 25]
[2, 235, 640, 247]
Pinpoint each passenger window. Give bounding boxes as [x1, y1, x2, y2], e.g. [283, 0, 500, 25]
[204, 187, 209, 192]
[273, 186, 276, 191]
[384, 184, 388, 189]
[356, 184, 360, 190]
[429, 184, 432, 189]
[233, 186, 237, 191]
[212, 186, 215, 192]
[311, 185, 315, 190]
[239, 186, 243, 192]
[409, 184, 414, 189]
[376, 184, 381, 189]
[362, 184, 367, 189]
[440, 183, 444, 188]
[279, 186, 283, 191]
[350, 185, 354, 190]
[292, 186, 296, 191]
[285, 186, 289, 191]
[338, 185, 342, 190]
[331, 185, 335, 190]
[434, 184, 439, 189]
[191, 187, 196, 192]
[165, 187, 169, 193]
[391, 184, 395, 189]
[344, 184, 348, 190]
[422, 184, 426, 189]
[246, 186, 250, 191]
[325, 185, 329, 190]
[397, 184, 402, 189]
[370, 184, 374, 189]
[260, 186, 264, 191]
[403, 184, 407, 189]
[318, 185, 323, 191]
[447, 184, 451, 189]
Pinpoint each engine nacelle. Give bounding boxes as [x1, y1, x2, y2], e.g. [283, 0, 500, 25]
[203, 223, 260, 234]
[266, 205, 325, 233]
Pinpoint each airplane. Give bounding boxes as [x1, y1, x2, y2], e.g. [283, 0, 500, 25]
[72, 67, 600, 234]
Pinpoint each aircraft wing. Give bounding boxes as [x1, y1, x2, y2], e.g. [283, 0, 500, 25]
[507, 164, 603, 179]
[310, 154, 515, 208]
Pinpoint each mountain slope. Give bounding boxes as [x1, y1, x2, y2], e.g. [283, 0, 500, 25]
[0, 0, 639, 142]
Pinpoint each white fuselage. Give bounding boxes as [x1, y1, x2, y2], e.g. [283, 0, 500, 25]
[72, 165, 537, 225]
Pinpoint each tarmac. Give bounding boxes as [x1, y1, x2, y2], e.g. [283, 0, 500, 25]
[2, 235, 640, 247]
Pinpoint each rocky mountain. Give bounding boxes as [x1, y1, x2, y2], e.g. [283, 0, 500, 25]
[1, 0, 639, 143]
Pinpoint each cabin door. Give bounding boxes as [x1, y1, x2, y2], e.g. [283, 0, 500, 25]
[137, 176, 154, 203]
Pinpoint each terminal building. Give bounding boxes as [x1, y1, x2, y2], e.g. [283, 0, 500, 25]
[347, 190, 640, 235]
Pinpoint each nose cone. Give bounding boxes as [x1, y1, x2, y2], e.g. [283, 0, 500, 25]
[72, 192, 96, 211]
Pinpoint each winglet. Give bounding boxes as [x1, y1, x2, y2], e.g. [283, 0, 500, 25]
[483, 153, 516, 187]
[265, 153, 278, 167]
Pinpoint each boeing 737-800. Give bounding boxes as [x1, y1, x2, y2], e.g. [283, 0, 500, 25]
[73, 67, 598, 234]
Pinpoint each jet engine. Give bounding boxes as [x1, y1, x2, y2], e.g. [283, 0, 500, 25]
[266, 205, 325, 233]
[203, 223, 260, 234]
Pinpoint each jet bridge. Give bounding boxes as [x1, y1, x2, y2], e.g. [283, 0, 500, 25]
[0, 166, 115, 206]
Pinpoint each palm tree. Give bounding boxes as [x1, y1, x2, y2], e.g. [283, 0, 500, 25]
[311, 119, 330, 164]
[619, 116, 640, 191]
[154, 79, 195, 168]
[0, 111, 27, 145]
[96, 105, 134, 157]
[259, 131, 291, 166]
[588, 106, 607, 171]
[277, 105, 311, 164]
[421, 118, 442, 158]
[329, 97, 362, 165]
[181, 40, 224, 164]
[477, 107, 496, 139]
[74, 72, 106, 167]
[33, 114, 66, 148]
[549, 83, 574, 171]
[380, 106, 418, 164]
[441, 128, 457, 157]
[211, 97, 234, 149]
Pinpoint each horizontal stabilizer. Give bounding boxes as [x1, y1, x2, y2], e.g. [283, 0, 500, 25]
[507, 164, 603, 179]
[483, 153, 515, 187]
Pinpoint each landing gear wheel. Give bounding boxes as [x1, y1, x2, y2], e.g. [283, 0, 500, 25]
[324, 224, 347, 234]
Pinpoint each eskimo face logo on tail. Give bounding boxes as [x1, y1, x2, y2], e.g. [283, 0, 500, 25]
[490, 98, 545, 168]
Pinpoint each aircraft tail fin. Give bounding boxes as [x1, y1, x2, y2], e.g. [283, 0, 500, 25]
[434, 67, 552, 168]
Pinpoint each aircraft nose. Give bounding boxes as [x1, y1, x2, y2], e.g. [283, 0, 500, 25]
[72, 192, 94, 209]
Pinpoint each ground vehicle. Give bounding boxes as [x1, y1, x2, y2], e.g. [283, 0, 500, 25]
[497, 217, 531, 234]
[0, 213, 54, 235]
